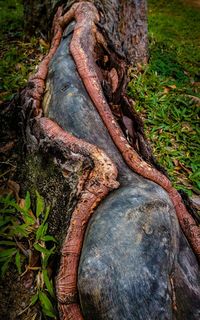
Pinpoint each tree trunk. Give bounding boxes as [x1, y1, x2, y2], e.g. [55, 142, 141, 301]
[22, 0, 148, 64]
[22, 0, 57, 38]
[1, 1, 200, 320]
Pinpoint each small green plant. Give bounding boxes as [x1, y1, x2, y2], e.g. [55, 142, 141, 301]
[0, 191, 58, 318]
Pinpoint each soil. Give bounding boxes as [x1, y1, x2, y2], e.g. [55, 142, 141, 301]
[182, 0, 200, 8]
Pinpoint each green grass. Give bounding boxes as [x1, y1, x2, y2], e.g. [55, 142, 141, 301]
[0, 0, 47, 102]
[148, 0, 200, 79]
[128, 0, 200, 195]
[0, 0, 23, 37]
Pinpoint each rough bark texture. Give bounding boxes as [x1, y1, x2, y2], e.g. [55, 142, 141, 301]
[61, 0, 148, 64]
[23, 0, 148, 64]
[22, 0, 59, 37]
[1, 1, 200, 320]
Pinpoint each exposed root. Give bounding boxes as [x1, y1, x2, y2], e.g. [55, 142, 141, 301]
[35, 117, 119, 320]
[23, 2, 200, 319]
[59, 303, 83, 320]
[59, 1, 200, 261]
[22, 6, 63, 116]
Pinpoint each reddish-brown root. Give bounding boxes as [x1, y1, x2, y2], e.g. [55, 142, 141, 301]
[25, 2, 200, 319]
[26, 6, 63, 116]
[60, 1, 200, 263]
[36, 117, 119, 319]
[59, 304, 84, 320]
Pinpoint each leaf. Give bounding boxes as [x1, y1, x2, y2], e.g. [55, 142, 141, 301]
[42, 269, 55, 298]
[163, 86, 170, 94]
[0, 240, 16, 246]
[24, 191, 31, 211]
[0, 216, 13, 228]
[0, 247, 17, 258]
[15, 250, 22, 274]
[38, 291, 56, 317]
[36, 223, 48, 241]
[39, 38, 50, 49]
[30, 293, 38, 306]
[6, 201, 35, 225]
[22, 212, 36, 226]
[36, 191, 44, 218]
[43, 206, 50, 224]
[0, 256, 12, 277]
[168, 84, 176, 89]
[41, 235, 57, 243]
[42, 307, 57, 318]
[0, 195, 11, 205]
[0, 208, 16, 214]
[33, 243, 50, 255]
[1, 199, 24, 212]
[33, 243, 56, 269]
[11, 224, 29, 237]
[42, 245, 56, 269]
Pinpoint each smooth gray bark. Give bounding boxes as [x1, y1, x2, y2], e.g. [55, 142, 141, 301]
[43, 22, 200, 320]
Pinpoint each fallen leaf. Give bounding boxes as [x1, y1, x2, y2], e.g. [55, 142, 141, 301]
[39, 38, 49, 49]
[15, 63, 22, 71]
[163, 84, 176, 93]
[168, 84, 176, 89]
[136, 63, 143, 72]
[163, 87, 170, 94]
[185, 95, 200, 106]
[173, 159, 179, 166]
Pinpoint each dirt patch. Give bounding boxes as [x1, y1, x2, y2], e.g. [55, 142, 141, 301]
[182, 0, 200, 8]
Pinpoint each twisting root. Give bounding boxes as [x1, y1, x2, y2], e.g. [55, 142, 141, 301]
[25, 7, 63, 116]
[36, 117, 119, 320]
[26, 2, 200, 319]
[59, 1, 200, 261]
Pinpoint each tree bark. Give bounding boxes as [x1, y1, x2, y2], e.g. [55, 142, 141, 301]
[1, 1, 200, 320]
[22, 0, 58, 38]
[22, 0, 148, 64]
